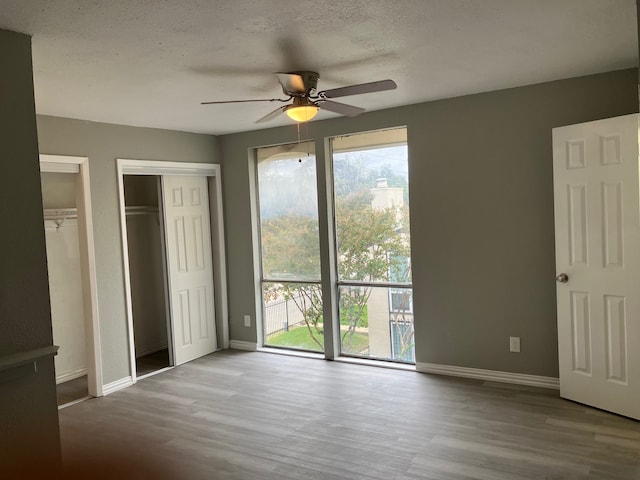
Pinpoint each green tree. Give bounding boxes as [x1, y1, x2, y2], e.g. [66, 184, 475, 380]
[261, 214, 320, 280]
[335, 190, 410, 353]
[261, 214, 323, 350]
[336, 190, 410, 283]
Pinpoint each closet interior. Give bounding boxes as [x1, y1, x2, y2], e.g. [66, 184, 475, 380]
[41, 171, 89, 406]
[123, 175, 172, 377]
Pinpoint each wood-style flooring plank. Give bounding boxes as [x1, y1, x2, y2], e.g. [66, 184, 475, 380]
[135, 348, 170, 376]
[58, 350, 640, 479]
[56, 375, 88, 406]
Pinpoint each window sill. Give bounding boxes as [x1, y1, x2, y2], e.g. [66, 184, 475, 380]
[335, 356, 416, 371]
[257, 346, 325, 360]
[257, 346, 416, 372]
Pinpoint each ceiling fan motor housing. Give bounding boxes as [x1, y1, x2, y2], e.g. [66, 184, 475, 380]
[291, 70, 319, 94]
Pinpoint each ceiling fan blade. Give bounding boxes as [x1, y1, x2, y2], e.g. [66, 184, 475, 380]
[201, 98, 287, 105]
[275, 73, 306, 94]
[318, 100, 365, 117]
[320, 79, 397, 99]
[255, 105, 288, 123]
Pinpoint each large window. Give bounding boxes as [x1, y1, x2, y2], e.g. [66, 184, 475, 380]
[254, 128, 414, 364]
[332, 128, 414, 363]
[256, 142, 324, 352]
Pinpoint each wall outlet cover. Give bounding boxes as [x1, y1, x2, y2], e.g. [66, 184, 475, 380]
[509, 336, 521, 353]
[243, 315, 251, 327]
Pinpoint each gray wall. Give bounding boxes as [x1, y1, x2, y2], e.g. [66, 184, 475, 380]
[41, 172, 77, 209]
[36, 116, 220, 384]
[220, 68, 638, 378]
[0, 29, 60, 469]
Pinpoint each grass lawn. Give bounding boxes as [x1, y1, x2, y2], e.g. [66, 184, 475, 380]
[267, 326, 369, 354]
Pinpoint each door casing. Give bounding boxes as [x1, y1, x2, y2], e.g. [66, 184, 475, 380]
[40, 154, 104, 397]
[117, 159, 229, 384]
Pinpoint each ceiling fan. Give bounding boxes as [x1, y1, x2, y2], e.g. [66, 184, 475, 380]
[201, 71, 397, 123]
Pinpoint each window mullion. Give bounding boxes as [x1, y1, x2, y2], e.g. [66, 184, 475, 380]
[315, 138, 339, 360]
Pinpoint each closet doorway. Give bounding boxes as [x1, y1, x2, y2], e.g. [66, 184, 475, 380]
[39, 155, 102, 405]
[117, 160, 228, 384]
[123, 175, 171, 378]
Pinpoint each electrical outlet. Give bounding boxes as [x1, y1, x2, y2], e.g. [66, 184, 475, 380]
[243, 315, 251, 327]
[509, 336, 521, 353]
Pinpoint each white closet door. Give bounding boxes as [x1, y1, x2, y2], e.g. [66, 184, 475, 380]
[553, 114, 640, 419]
[162, 175, 217, 365]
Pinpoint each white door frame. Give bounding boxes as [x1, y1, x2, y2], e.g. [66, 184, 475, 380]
[40, 154, 104, 397]
[116, 159, 229, 383]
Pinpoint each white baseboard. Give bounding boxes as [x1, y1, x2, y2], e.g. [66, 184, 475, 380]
[56, 368, 87, 384]
[135, 343, 168, 359]
[102, 376, 134, 396]
[416, 362, 559, 390]
[229, 340, 257, 351]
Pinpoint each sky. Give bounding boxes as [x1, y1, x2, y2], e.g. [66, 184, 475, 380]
[258, 145, 409, 219]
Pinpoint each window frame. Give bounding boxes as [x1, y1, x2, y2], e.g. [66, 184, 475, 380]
[329, 128, 415, 364]
[253, 142, 324, 354]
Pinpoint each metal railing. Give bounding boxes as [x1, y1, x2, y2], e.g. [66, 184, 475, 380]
[263, 296, 307, 336]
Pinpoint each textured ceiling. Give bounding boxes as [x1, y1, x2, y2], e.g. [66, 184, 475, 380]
[0, 0, 637, 135]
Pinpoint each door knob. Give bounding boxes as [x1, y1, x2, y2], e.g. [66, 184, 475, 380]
[556, 273, 569, 283]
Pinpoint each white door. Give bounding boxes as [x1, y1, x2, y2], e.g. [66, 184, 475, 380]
[553, 114, 640, 419]
[162, 175, 217, 365]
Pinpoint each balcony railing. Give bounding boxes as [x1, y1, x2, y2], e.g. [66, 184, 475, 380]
[263, 296, 306, 336]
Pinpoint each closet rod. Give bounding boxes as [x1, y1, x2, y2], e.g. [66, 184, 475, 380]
[125, 205, 159, 216]
[43, 208, 77, 221]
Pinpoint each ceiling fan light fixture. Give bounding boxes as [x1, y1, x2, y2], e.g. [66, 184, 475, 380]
[286, 105, 319, 122]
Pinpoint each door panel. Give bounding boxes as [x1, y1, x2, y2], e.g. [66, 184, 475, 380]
[162, 175, 217, 365]
[553, 114, 640, 419]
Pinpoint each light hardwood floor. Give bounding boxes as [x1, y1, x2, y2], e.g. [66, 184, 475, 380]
[136, 348, 170, 377]
[56, 375, 88, 407]
[59, 350, 640, 479]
